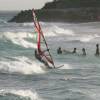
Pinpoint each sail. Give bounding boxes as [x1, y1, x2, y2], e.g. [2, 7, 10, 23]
[32, 9, 55, 68]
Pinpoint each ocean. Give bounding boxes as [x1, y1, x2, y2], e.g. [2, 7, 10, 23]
[0, 11, 100, 100]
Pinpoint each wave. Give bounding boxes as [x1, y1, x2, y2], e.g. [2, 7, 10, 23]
[22, 22, 47, 27]
[42, 25, 75, 38]
[53, 26, 75, 36]
[0, 32, 99, 50]
[79, 34, 100, 42]
[23, 22, 34, 26]
[0, 19, 7, 24]
[65, 34, 100, 43]
[59, 63, 72, 69]
[0, 26, 75, 49]
[22, 22, 75, 37]
[0, 89, 42, 100]
[0, 56, 45, 75]
[0, 32, 37, 48]
[0, 22, 100, 50]
[0, 55, 72, 75]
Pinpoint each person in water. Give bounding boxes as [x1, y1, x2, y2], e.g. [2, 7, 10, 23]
[35, 49, 52, 68]
[72, 48, 77, 53]
[82, 48, 86, 56]
[57, 47, 62, 54]
[95, 44, 99, 56]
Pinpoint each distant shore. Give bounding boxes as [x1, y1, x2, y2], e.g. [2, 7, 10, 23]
[8, 0, 100, 23]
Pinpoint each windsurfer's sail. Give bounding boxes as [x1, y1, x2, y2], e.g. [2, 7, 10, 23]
[32, 9, 55, 68]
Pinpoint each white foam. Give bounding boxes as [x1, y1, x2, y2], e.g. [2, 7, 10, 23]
[23, 23, 34, 26]
[54, 62, 72, 69]
[43, 27, 57, 37]
[0, 89, 42, 100]
[80, 35, 94, 42]
[43, 25, 75, 37]
[0, 56, 45, 74]
[61, 63, 72, 69]
[60, 64, 72, 69]
[22, 22, 45, 27]
[0, 32, 37, 48]
[80, 34, 100, 42]
[3, 32, 33, 39]
[11, 37, 36, 48]
[53, 26, 75, 36]
[0, 19, 7, 24]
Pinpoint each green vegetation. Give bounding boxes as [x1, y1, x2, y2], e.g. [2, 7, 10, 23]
[43, 0, 100, 9]
[8, 0, 100, 23]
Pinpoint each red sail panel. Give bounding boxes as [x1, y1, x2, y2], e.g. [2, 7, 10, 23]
[32, 9, 41, 51]
[37, 28, 41, 51]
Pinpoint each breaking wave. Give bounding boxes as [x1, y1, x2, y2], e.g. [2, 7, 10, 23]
[43, 25, 75, 37]
[76, 34, 100, 43]
[23, 22, 34, 26]
[53, 26, 75, 36]
[0, 56, 45, 75]
[65, 34, 100, 43]
[0, 32, 37, 48]
[22, 22, 47, 27]
[0, 19, 7, 24]
[0, 89, 42, 100]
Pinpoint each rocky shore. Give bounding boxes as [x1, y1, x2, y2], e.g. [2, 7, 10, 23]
[8, 0, 100, 23]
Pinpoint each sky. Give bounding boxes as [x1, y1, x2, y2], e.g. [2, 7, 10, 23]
[0, 0, 53, 11]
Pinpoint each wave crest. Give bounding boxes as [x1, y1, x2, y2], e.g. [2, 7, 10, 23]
[0, 19, 7, 24]
[0, 89, 42, 100]
[0, 32, 37, 48]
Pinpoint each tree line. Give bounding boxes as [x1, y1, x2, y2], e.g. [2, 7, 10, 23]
[43, 0, 100, 9]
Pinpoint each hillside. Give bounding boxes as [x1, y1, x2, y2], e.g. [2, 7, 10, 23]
[8, 0, 100, 23]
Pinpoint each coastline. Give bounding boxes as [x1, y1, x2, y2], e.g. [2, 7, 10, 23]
[8, 0, 100, 23]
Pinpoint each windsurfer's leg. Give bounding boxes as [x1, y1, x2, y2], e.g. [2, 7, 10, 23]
[41, 59, 51, 68]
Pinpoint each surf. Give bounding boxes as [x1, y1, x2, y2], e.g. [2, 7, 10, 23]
[0, 89, 42, 100]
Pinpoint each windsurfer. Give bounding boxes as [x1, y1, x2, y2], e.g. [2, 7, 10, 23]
[35, 49, 52, 69]
[32, 9, 55, 69]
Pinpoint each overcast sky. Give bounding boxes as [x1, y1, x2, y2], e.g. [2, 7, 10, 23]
[0, 0, 53, 11]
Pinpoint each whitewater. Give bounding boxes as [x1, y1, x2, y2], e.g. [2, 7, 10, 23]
[0, 11, 100, 100]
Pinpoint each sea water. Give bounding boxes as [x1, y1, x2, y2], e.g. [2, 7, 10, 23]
[0, 11, 100, 100]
